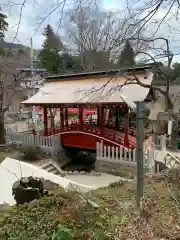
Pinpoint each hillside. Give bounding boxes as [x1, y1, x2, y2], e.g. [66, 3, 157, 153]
[0, 40, 40, 61]
[0, 40, 32, 69]
[0, 169, 180, 240]
[0, 40, 24, 49]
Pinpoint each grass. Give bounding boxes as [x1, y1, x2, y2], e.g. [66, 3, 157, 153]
[0, 172, 180, 240]
[0, 151, 20, 163]
[104, 164, 137, 179]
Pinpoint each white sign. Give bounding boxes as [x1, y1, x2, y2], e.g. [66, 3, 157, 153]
[157, 112, 169, 121]
[31, 110, 36, 123]
[168, 120, 173, 136]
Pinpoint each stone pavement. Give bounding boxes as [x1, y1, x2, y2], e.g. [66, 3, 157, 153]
[65, 173, 131, 189]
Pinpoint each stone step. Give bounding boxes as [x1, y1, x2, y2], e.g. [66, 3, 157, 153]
[44, 165, 55, 172]
[40, 162, 52, 169]
[40, 161, 65, 177]
[50, 169, 61, 175]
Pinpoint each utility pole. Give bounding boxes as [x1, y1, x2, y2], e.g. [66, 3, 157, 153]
[136, 101, 144, 208]
[30, 38, 36, 96]
[30, 37, 34, 79]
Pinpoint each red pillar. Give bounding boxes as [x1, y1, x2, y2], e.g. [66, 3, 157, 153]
[60, 107, 64, 131]
[115, 107, 119, 129]
[65, 108, 68, 126]
[44, 106, 48, 136]
[124, 106, 129, 148]
[100, 106, 104, 135]
[79, 106, 83, 130]
[97, 107, 100, 125]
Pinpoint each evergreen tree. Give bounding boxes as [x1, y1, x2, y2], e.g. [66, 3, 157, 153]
[39, 24, 63, 73]
[172, 62, 180, 79]
[39, 24, 82, 73]
[0, 11, 8, 40]
[59, 53, 82, 72]
[118, 41, 135, 67]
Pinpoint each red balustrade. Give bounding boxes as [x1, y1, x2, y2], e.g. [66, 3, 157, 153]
[37, 118, 137, 148]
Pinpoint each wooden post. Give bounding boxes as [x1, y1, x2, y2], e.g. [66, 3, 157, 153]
[44, 106, 48, 136]
[100, 106, 104, 135]
[124, 106, 129, 148]
[60, 107, 64, 131]
[136, 102, 144, 209]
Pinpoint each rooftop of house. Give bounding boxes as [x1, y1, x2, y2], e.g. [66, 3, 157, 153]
[44, 63, 155, 81]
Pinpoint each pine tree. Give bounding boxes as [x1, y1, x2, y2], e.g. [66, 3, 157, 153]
[0, 11, 8, 40]
[118, 41, 135, 67]
[39, 24, 82, 73]
[172, 62, 180, 79]
[39, 25, 63, 73]
[59, 53, 82, 72]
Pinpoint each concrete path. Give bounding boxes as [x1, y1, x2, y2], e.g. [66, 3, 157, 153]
[65, 173, 131, 189]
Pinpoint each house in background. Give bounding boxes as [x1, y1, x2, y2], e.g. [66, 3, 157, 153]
[16, 68, 47, 97]
[0, 43, 47, 113]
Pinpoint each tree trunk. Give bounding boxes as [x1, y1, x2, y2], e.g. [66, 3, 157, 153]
[0, 111, 5, 144]
[0, 90, 5, 144]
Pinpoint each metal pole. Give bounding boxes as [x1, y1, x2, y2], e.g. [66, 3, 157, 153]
[30, 38, 36, 95]
[136, 101, 144, 208]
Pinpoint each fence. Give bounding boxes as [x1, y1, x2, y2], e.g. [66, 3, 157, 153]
[5, 126, 18, 133]
[5, 132, 61, 155]
[8, 105, 20, 113]
[96, 135, 169, 174]
[96, 141, 154, 170]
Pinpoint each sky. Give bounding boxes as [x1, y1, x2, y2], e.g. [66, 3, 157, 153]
[2, 0, 121, 48]
[1, 0, 180, 62]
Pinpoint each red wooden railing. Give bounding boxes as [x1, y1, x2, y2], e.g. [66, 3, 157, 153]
[37, 120, 136, 148]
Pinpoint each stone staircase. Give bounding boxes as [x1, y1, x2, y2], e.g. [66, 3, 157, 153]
[155, 149, 180, 170]
[40, 161, 65, 177]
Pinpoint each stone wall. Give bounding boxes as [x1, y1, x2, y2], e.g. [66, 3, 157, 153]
[95, 159, 150, 179]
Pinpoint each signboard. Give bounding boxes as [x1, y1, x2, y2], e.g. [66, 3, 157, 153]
[31, 110, 36, 123]
[168, 120, 173, 136]
[157, 112, 169, 121]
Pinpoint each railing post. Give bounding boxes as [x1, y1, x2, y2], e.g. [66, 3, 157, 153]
[160, 135, 166, 151]
[146, 148, 155, 173]
[96, 142, 100, 158]
[100, 141, 103, 157]
[51, 135, 59, 156]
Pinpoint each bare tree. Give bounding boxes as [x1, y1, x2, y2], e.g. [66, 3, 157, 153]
[0, 54, 18, 143]
[127, 37, 174, 108]
[125, 0, 180, 39]
[65, 3, 144, 68]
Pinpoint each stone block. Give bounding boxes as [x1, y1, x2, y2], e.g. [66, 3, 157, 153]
[95, 159, 149, 178]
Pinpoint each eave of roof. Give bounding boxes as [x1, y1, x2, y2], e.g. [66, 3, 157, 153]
[45, 63, 155, 81]
[22, 71, 154, 106]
